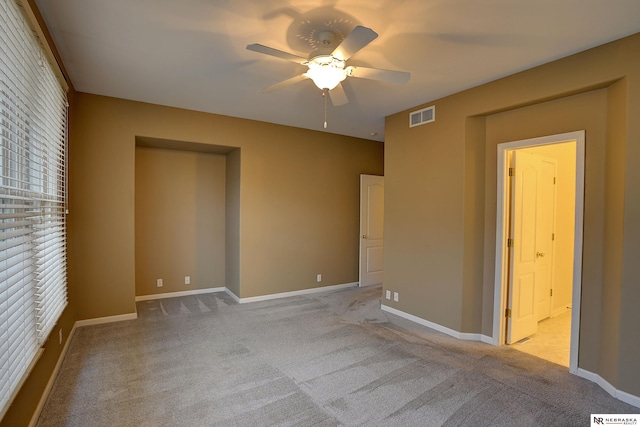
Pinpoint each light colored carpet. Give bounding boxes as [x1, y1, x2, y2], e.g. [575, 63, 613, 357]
[37, 285, 637, 426]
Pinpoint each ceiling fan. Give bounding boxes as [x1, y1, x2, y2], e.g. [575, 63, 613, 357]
[246, 25, 410, 126]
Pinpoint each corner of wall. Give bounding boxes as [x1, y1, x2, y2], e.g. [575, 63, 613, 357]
[461, 116, 487, 333]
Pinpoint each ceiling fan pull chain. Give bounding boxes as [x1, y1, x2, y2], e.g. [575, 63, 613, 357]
[323, 89, 328, 129]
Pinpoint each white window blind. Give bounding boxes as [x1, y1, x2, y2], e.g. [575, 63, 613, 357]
[1, 0, 68, 417]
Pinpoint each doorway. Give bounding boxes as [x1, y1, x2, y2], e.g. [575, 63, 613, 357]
[493, 131, 585, 373]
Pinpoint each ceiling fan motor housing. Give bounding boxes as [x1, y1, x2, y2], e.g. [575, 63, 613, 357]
[317, 29, 337, 45]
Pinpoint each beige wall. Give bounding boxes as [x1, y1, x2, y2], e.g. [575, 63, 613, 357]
[135, 147, 227, 296]
[225, 148, 241, 297]
[385, 33, 640, 395]
[70, 93, 384, 319]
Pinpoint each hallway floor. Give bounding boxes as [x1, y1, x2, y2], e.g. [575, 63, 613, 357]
[512, 310, 572, 367]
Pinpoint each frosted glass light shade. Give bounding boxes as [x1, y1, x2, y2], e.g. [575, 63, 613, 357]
[305, 59, 347, 90]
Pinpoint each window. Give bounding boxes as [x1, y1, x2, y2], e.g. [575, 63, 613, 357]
[1, 0, 68, 416]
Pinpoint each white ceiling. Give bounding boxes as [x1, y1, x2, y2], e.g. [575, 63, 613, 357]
[35, 0, 640, 142]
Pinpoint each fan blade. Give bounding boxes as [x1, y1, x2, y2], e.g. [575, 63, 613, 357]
[329, 83, 348, 106]
[331, 26, 378, 61]
[261, 74, 308, 93]
[347, 66, 410, 84]
[246, 44, 308, 64]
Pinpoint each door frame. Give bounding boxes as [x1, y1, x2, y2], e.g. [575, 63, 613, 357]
[492, 131, 585, 373]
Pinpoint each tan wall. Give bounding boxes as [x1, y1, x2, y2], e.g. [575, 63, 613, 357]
[135, 147, 227, 296]
[225, 148, 241, 297]
[385, 33, 640, 395]
[70, 93, 384, 319]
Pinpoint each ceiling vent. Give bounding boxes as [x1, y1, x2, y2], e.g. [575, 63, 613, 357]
[409, 105, 435, 127]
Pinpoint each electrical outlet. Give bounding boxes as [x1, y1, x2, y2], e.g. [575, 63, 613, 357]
[156, 278, 163, 287]
[393, 292, 399, 302]
[317, 274, 322, 282]
[58, 329, 62, 344]
[185, 276, 190, 285]
[385, 290, 391, 300]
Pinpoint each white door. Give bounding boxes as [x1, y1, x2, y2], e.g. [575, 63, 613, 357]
[507, 151, 556, 343]
[508, 152, 538, 343]
[359, 175, 384, 287]
[535, 157, 557, 321]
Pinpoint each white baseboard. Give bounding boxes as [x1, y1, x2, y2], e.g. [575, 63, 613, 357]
[224, 288, 240, 303]
[28, 323, 78, 427]
[618, 389, 640, 409]
[135, 287, 226, 302]
[576, 368, 640, 409]
[133, 283, 360, 305]
[551, 306, 571, 318]
[459, 332, 484, 341]
[74, 312, 137, 328]
[380, 304, 491, 344]
[480, 334, 497, 345]
[380, 304, 470, 341]
[230, 282, 358, 304]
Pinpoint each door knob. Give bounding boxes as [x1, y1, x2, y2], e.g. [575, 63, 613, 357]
[362, 235, 367, 239]
[536, 252, 545, 258]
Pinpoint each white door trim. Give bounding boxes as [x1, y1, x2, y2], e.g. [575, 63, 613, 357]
[492, 130, 585, 374]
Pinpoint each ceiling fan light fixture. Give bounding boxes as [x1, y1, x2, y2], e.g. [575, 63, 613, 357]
[247, 24, 410, 110]
[305, 56, 347, 90]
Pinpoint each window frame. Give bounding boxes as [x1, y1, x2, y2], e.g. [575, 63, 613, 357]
[1, 0, 69, 417]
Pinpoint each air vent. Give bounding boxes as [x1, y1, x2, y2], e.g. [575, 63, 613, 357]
[409, 105, 435, 128]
